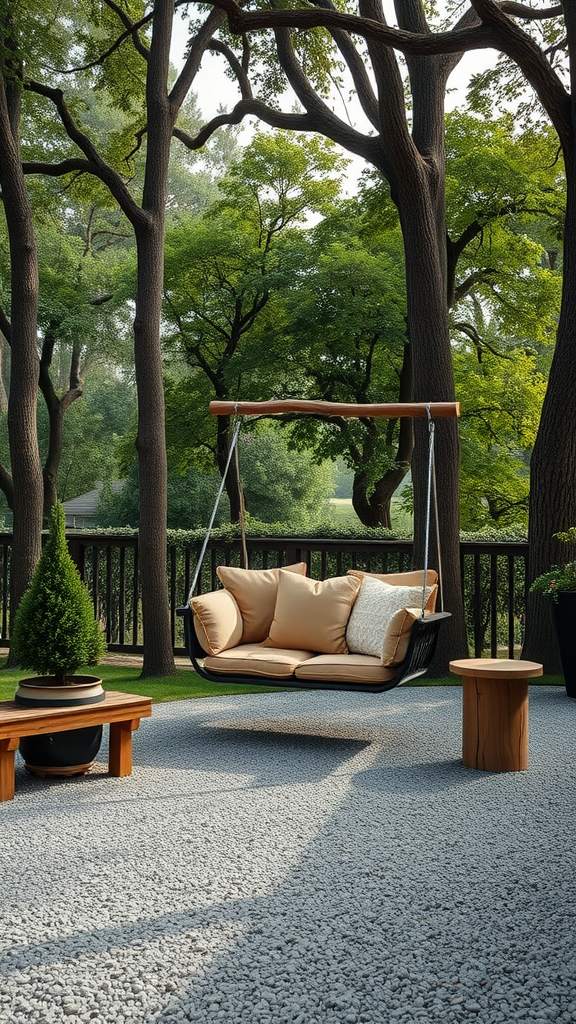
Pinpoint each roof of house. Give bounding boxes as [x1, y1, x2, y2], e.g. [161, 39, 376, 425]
[62, 480, 125, 516]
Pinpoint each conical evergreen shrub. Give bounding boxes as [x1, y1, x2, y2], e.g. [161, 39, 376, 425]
[11, 501, 106, 685]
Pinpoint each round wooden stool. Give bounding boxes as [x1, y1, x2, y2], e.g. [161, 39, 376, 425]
[449, 659, 543, 772]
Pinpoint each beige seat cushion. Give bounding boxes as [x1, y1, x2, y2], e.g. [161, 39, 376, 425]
[263, 570, 361, 655]
[216, 563, 307, 643]
[348, 568, 438, 597]
[295, 654, 398, 685]
[191, 589, 243, 655]
[204, 644, 315, 679]
[346, 575, 437, 663]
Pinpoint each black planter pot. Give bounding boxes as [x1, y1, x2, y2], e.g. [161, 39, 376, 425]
[15, 677, 105, 776]
[552, 592, 576, 699]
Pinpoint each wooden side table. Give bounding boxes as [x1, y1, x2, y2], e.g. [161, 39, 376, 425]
[449, 659, 543, 772]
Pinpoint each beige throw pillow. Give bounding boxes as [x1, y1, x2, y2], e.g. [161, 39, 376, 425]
[191, 589, 243, 655]
[263, 570, 361, 654]
[216, 562, 307, 643]
[382, 607, 426, 666]
[345, 575, 436, 662]
[348, 568, 438, 610]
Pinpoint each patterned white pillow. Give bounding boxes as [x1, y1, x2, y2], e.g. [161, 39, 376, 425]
[345, 575, 434, 659]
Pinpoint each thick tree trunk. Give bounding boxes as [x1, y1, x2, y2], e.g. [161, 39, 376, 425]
[134, 218, 176, 678]
[134, 0, 177, 678]
[398, 184, 468, 672]
[0, 71, 43, 622]
[523, 151, 576, 671]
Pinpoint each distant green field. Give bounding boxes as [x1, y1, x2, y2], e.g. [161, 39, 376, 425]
[328, 497, 413, 533]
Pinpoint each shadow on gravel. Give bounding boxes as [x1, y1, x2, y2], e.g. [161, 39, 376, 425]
[352, 758, 475, 795]
[130, 721, 371, 787]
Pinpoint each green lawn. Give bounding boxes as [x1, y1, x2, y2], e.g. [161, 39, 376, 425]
[0, 662, 285, 704]
[0, 661, 563, 703]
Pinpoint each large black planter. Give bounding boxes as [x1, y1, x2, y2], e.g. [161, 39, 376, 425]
[552, 592, 576, 699]
[15, 677, 105, 776]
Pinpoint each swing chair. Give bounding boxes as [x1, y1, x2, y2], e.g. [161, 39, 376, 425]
[178, 400, 459, 693]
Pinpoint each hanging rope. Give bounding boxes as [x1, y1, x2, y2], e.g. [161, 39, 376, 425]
[186, 415, 242, 604]
[421, 406, 435, 619]
[431, 444, 444, 612]
[234, 438, 249, 569]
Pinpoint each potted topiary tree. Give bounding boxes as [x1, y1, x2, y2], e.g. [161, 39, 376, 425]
[11, 500, 107, 775]
[530, 527, 576, 699]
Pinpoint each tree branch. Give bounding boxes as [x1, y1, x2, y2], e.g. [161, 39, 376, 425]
[453, 321, 514, 360]
[208, 38, 254, 99]
[25, 82, 150, 229]
[469, 0, 571, 142]
[173, 97, 377, 159]
[209, 0, 499, 56]
[58, 13, 152, 74]
[169, 8, 227, 114]
[500, 3, 563, 21]
[23, 158, 94, 176]
[100, 0, 150, 60]
[207, 0, 570, 140]
[311, 0, 379, 130]
[453, 269, 499, 305]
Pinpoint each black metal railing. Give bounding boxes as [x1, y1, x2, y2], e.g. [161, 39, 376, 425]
[0, 533, 528, 658]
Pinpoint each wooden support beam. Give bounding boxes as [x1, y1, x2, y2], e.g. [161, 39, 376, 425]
[209, 400, 461, 419]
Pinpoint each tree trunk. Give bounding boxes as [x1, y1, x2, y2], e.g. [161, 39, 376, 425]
[216, 415, 242, 523]
[39, 329, 83, 516]
[134, 217, 176, 677]
[351, 340, 414, 528]
[352, 465, 410, 528]
[42, 401, 64, 516]
[523, 148, 576, 671]
[398, 182, 468, 672]
[0, 67, 43, 624]
[134, 0, 177, 678]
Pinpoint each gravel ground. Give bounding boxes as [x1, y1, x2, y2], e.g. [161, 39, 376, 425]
[1, 685, 574, 1024]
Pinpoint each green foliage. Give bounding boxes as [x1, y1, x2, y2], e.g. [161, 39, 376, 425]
[464, 9, 566, 128]
[239, 425, 334, 527]
[97, 426, 334, 530]
[95, 465, 227, 530]
[530, 528, 576, 600]
[530, 563, 576, 601]
[454, 349, 547, 531]
[162, 131, 348, 479]
[214, 131, 348, 226]
[11, 502, 106, 683]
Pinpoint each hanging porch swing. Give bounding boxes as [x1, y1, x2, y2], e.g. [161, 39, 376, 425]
[178, 400, 460, 693]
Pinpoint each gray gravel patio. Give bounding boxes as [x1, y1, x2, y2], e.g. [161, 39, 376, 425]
[1, 684, 574, 1024]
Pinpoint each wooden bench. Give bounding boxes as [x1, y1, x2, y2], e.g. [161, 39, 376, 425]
[0, 690, 152, 801]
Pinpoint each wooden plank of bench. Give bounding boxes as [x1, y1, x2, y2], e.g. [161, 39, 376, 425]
[0, 691, 152, 800]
